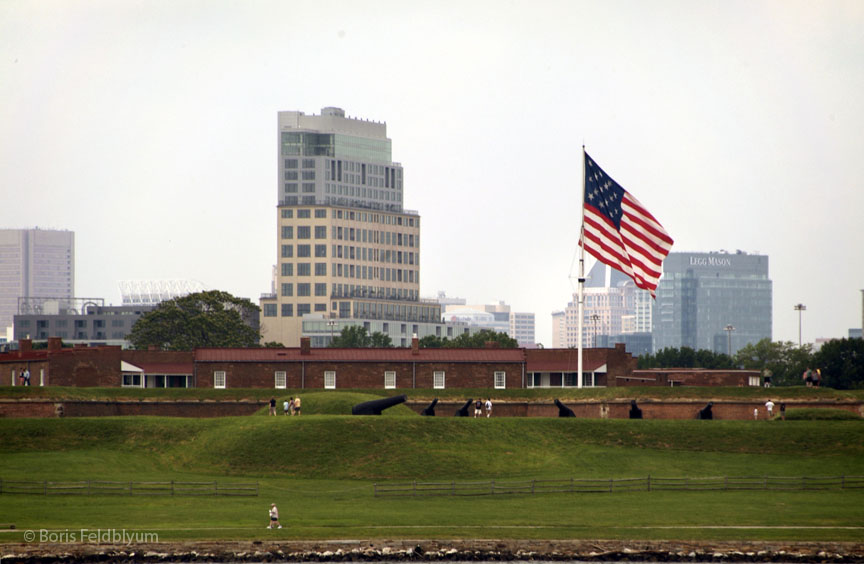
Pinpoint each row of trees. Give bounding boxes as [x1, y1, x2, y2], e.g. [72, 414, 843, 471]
[638, 338, 864, 389]
[128, 292, 518, 351]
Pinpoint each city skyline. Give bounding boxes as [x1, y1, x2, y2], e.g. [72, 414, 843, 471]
[2, 1, 862, 347]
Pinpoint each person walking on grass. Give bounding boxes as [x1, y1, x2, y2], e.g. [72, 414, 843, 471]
[267, 503, 282, 529]
[474, 399, 483, 418]
[485, 398, 493, 418]
[293, 395, 301, 415]
[283, 399, 290, 416]
[269, 397, 277, 416]
[765, 399, 775, 419]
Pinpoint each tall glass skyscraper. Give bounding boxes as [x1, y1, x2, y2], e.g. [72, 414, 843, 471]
[0, 228, 75, 334]
[652, 251, 772, 355]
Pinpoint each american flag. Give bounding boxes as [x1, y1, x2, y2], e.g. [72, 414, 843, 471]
[580, 152, 673, 298]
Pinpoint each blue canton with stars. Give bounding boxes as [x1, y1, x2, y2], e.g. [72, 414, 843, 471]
[584, 155, 626, 230]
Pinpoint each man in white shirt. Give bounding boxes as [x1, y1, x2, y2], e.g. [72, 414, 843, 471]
[764, 399, 775, 419]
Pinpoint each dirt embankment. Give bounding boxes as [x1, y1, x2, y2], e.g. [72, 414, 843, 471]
[3, 539, 864, 563]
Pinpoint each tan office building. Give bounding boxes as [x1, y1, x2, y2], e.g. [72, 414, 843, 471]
[260, 108, 440, 346]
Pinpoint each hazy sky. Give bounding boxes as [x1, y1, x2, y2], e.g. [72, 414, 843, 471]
[2, 0, 862, 347]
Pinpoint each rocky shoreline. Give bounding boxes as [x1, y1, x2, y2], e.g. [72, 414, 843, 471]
[3, 540, 864, 563]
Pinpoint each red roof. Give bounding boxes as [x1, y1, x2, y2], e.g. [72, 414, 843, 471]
[134, 363, 194, 375]
[524, 349, 607, 372]
[195, 347, 525, 364]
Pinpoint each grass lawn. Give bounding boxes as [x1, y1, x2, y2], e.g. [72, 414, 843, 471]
[1, 391, 863, 543]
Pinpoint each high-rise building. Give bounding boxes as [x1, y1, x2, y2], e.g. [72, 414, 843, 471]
[261, 108, 440, 346]
[0, 229, 74, 333]
[652, 251, 772, 355]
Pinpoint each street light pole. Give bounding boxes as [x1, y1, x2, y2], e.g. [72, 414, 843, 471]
[724, 324, 735, 357]
[794, 304, 806, 347]
[590, 314, 600, 348]
[326, 319, 337, 345]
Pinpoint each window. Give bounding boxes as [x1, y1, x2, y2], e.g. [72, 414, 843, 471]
[433, 371, 445, 389]
[281, 209, 293, 218]
[494, 371, 506, 389]
[324, 371, 336, 389]
[275, 371, 287, 389]
[298, 209, 311, 218]
[281, 226, 293, 239]
[281, 263, 293, 276]
[384, 371, 396, 389]
[281, 283, 293, 297]
[315, 209, 327, 218]
[281, 246, 293, 258]
[297, 244, 311, 257]
[315, 283, 327, 296]
[314, 226, 327, 239]
[263, 304, 277, 317]
[297, 303, 311, 315]
[297, 283, 311, 297]
[748, 376, 760, 387]
[315, 245, 327, 258]
[297, 263, 311, 276]
[297, 226, 311, 239]
[214, 371, 226, 389]
[284, 159, 298, 169]
[122, 374, 141, 387]
[281, 304, 293, 317]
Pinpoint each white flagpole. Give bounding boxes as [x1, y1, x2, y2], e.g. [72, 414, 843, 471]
[578, 146, 587, 389]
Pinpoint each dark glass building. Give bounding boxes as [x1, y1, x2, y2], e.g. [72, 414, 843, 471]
[652, 251, 772, 355]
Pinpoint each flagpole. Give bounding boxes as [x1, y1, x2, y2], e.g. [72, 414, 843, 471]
[578, 146, 587, 389]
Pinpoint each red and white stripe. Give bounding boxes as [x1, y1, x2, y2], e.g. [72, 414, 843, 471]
[582, 192, 673, 297]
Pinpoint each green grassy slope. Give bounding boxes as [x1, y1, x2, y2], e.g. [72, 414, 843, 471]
[1, 396, 863, 543]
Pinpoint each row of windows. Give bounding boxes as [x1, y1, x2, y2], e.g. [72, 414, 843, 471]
[212, 370, 507, 390]
[16, 319, 128, 328]
[280, 245, 328, 259]
[279, 207, 416, 227]
[279, 224, 418, 249]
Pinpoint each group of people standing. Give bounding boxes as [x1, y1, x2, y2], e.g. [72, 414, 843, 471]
[17, 368, 31, 386]
[473, 398, 493, 418]
[803, 368, 821, 387]
[268, 396, 301, 416]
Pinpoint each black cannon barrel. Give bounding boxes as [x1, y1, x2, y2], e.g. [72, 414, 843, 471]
[554, 398, 576, 418]
[629, 399, 643, 419]
[697, 401, 714, 420]
[420, 398, 439, 416]
[352, 394, 407, 415]
[455, 398, 473, 417]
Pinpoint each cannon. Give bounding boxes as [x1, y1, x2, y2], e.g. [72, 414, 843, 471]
[697, 401, 714, 420]
[351, 394, 407, 415]
[554, 398, 576, 417]
[455, 398, 473, 417]
[629, 399, 643, 419]
[420, 398, 438, 416]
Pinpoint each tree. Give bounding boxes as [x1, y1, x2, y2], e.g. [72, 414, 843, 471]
[638, 347, 735, 369]
[440, 329, 518, 349]
[734, 338, 813, 386]
[329, 326, 392, 348]
[418, 335, 448, 348]
[128, 290, 260, 351]
[813, 338, 864, 389]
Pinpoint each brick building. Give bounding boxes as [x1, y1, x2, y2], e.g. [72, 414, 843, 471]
[1, 337, 758, 390]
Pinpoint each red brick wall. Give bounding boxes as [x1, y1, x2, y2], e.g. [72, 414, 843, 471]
[627, 369, 760, 387]
[195, 361, 524, 390]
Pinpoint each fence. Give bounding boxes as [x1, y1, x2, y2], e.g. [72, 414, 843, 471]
[373, 475, 864, 497]
[0, 479, 258, 496]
